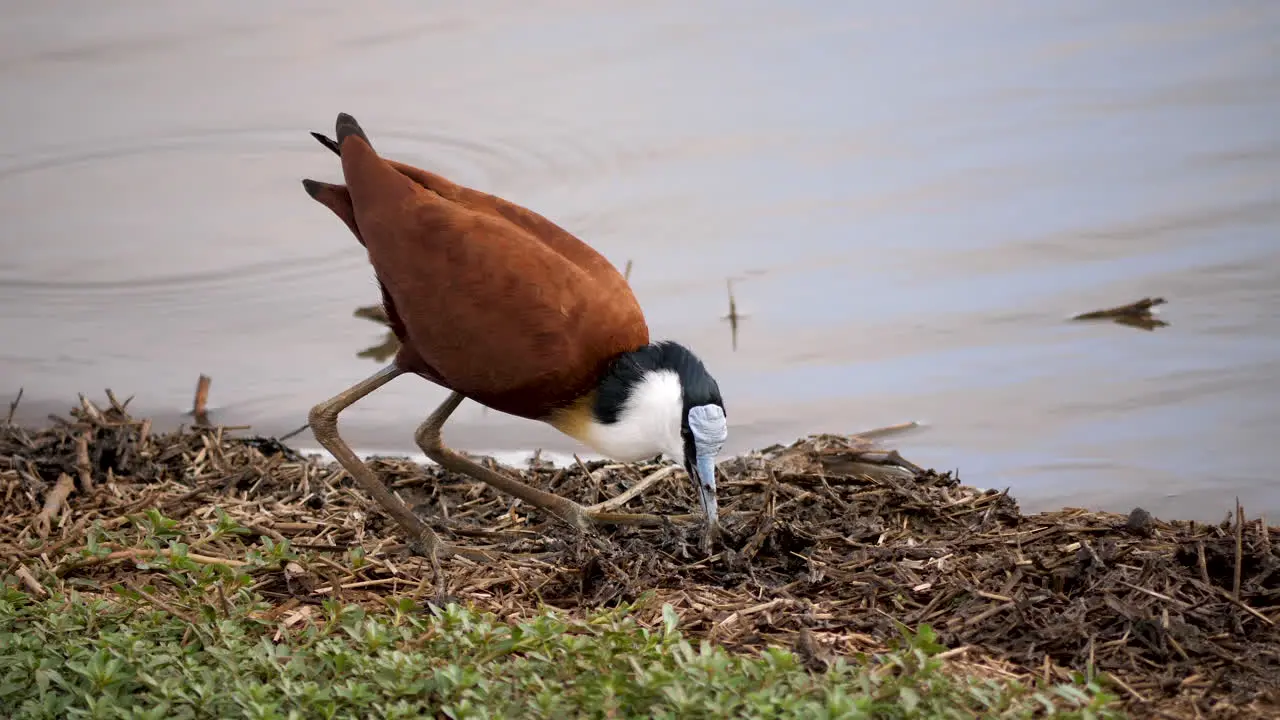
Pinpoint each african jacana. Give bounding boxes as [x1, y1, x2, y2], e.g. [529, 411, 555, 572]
[301, 113, 727, 560]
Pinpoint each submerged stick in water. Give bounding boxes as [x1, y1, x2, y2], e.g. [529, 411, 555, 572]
[1072, 297, 1169, 331]
[191, 375, 212, 426]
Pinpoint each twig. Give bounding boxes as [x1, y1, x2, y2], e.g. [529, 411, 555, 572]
[77, 394, 106, 425]
[278, 423, 310, 443]
[1214, 586, 1275, 627]
[737, 471, 778, 564]
[103, 389, 132, 414]
[851, 422, 921, 440]
[1196, 541, 1210, 585]
[18, 514, 91, 558]
[1234, 498, 1244, 601]
[33, 473, 76, 539]
[14, 563, 47, 597]
[314, 577, 408, 593]
[570, 454, 596, 492]
[1117, 580, 1186, 608]
[125, 579, 200, 625]
[815, 473, 850, 513]
[957, 601, 1015, 629]
[75, 432, 94, 492]
[623, 259, 633, 282]
[794, 627, 833, 670]
[191, 375, 212, 426]
[588, 466, 677, 514]
[710, 598, 788, 638]
[4, 387, 21, 425]
[1197, 668, 1227, 710]
[1106, 672, 1150, 705]
[59, 547, 249, 575]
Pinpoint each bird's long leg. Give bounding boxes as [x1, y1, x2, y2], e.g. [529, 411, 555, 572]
[308, 365, 491, 565]
[414, 392, 692, 533]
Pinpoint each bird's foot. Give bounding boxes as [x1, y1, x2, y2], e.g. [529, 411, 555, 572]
[404, 530, 496, 564]
[582, 507, 700, 528]
[549, 499, 600, 535]
[400, 531, 498, 603]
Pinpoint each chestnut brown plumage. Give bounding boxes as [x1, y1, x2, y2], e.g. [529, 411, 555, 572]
[301, 113, 728, 563]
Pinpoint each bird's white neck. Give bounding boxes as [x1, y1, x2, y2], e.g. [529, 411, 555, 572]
[554, 369, 685, 464]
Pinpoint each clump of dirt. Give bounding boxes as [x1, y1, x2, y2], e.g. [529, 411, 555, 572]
[3, 392, 1278, 718]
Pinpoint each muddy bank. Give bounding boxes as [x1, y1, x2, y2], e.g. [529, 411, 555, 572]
[2, 392, 1278, 718]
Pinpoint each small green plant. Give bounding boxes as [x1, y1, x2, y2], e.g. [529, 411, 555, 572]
[0, 583, 1121, 720]
[1, 504, 1121, 719]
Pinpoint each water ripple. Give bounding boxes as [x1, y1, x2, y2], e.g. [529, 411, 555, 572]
[0, 123, 623, 307]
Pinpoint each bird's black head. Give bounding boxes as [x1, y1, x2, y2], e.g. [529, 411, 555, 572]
[594, 341, 725, 426]
[593, 341, 726, 529]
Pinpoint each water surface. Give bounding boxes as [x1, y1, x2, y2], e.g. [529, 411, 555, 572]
[3, 1, 1279, 522]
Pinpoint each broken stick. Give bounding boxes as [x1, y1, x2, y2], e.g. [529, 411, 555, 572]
[1072, 297, 1166, 321]
[4, 387, 21, 425]
[75, 432, 94, 492]
[191, 374, 211, 426]
[33, 472, 76, 539]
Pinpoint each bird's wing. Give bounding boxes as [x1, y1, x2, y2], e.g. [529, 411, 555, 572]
[310, 132, 631, 295]
[307, 119, 648, 417]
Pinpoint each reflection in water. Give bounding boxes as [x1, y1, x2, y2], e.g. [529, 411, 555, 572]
[352, 304, 400, 363]
[356, 332, 400, 363]
[724, 279, 742, 352]
[4, 389, 22, 426]
[1109, 315, 1170, 333]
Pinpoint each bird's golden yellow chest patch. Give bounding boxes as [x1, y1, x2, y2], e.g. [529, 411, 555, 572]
[545, 391, 597, 446]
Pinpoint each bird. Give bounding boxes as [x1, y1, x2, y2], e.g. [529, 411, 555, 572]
[300, 113, 728, 561]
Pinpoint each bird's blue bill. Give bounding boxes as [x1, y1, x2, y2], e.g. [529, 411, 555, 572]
[693, 453, 720, 527]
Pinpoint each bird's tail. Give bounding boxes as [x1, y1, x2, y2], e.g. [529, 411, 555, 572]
[300, 179, 364, 243]
[335, 112, 372, 151]
[322, 113, 424, 239]
[310, 131, 340, 156]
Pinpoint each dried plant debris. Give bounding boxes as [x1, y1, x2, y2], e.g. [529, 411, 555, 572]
[3, 392, 1279, 718]
[190, 374, 212, 426]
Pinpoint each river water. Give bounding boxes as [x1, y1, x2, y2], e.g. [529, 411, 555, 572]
[3, 1, 1279, 522]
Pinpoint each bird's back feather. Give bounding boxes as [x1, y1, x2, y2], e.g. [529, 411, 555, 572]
[301, 114, 649, 419]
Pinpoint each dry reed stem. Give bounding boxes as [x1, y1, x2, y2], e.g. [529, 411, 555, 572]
[57, 548, 250, 575]
[32, 472, 75, 539]
[14, 563, 46, 597]
[1235, 498, 1245, 601]
[191, 375, 211, 427]
[4, 387, 21, 425]
[74, 432, 93, 492]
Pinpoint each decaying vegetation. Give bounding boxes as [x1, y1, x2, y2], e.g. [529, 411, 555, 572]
[2, 391, 1277, 718]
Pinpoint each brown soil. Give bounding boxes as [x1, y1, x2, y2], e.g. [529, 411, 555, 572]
[3, 392, 1278, 718]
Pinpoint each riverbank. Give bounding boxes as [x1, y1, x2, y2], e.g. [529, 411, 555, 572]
[2, 392, 1277, 718]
